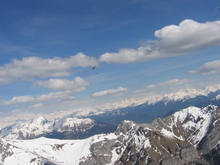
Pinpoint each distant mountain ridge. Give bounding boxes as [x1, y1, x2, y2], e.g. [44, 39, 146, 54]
[85, 90, 220, 126]
[1, 84, 220, 128]
[80, 84, 220, 117]
[0, 117, 116, 140]
[195, 93, 220, 108]
[0, 105, 219, 165]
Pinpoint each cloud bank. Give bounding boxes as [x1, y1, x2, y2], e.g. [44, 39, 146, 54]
[188, 60, 220, 75]
[36, 77, 90, 91]
[0, 53, 98, 84]
[99, 19, 220, 63]
[92, 87, 128, 97]
[2, 86, 129, 106]
[1, 90, 77, 106]
[3, 95, 35, 105]
[28, 103, 43, 109]
[35, 90, 76, 103]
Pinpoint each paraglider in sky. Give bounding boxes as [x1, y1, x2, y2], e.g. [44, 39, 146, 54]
[92, 66, 100, 74]
[92, 66, 100, 70]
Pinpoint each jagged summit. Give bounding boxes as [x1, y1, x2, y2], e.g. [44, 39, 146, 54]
[30, 116, 48, 124]
[149, 105, 216, 145]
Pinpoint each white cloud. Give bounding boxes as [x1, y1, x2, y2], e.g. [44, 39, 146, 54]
[1, 90, 77, 106]
[188, 60, 220, 75]
[0, 53, 98, 84]
[36, 77, 90, 91]
[28, 103, 44, 109]
[92, 87, 128, 97]
[147, 79, 191, 89]
[36, 90, 76, 102]
[3, 95, 35, 105]
[99, 19, 220, 63]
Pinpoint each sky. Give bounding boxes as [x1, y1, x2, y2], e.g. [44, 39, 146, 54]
[0, 0, 220, 116]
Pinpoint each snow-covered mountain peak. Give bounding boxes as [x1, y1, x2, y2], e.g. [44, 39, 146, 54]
[173, 105, 216, 123]
[204, 84, 220, 93]
[165, 105, 217, 145]
[62, 117, 93, 125]
[215, 94, 220, 100]
[30, 116, 48, 125]
[162, 88, 207, 103]
[0, 116, 100, 140]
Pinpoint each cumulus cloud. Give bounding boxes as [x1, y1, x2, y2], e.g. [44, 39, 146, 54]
[35, 77, 90, 91]
[92, 87, 128, 97]
[0, 53, 98, 84]
[36, 90, 76, 102]
[28, 103, 44, 109]
[3, 95, 35, 105]
[188, 60, 220, 75]
[1, 90, 77, 106]
[147, 79, 190, 89]
[99, 19, 220, 63]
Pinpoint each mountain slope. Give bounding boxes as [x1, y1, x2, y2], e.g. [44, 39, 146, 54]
[196, 93, 220, 108]
[114, 105, 220, 165]
[0, 134, 117, 165]
[0, 105, 219, 165]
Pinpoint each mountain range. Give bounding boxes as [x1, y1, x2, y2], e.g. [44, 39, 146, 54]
[1, 85, 220, 164]
[83, 89, 220, 126]
[1, 86, 220, 140]
[0, 117, 116, 140]
[0, 105, 219, 165]
[1, 84, 220, 129]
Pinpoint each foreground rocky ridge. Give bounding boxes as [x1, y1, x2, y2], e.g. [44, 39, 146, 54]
[0, 105, 219, 165]
[114, 105, 220, 165]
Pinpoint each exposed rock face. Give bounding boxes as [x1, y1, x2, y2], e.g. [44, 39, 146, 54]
[114, 106, 219, 165]
[0, 105, 219, 165]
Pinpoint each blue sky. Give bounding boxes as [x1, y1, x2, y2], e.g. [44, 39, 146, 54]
[0, 0, 220, 115]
